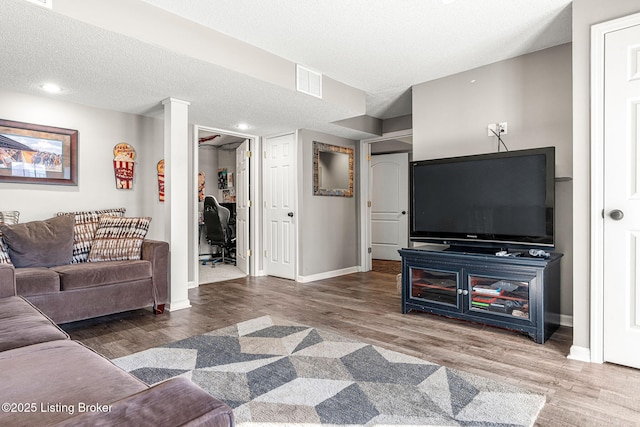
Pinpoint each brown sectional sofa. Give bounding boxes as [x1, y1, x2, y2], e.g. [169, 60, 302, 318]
[0, 211, 169, 324]
[0, 266, 234, 426]
[18, 239, 169, 324]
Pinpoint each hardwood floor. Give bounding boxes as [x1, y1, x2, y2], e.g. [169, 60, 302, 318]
[371, 259, 401, 275]
[63, 272, 640, 426]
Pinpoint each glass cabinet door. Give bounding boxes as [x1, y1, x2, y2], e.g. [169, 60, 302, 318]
[410, 268, 459, 307]
[467, 274, 533, 320]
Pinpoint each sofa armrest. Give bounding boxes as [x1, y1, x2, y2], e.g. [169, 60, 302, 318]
[0, 264, 16, 298]
[141, 239, 169, 306]
[53, 377, 234, 427]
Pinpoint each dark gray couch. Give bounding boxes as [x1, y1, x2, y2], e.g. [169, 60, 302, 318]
[0, 270, 234, 426]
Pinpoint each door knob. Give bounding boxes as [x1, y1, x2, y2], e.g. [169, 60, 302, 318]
[401, 211, 407, 215]
[610, 209, 624, 221]
[287, 212, 294, 217]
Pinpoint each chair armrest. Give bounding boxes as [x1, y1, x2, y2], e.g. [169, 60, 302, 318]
[141, 239, 169, 305]
[53, 377, 234, 427]
[0, 264, 16, 298]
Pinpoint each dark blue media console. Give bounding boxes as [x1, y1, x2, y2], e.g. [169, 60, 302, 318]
[399, 248, 563, 344]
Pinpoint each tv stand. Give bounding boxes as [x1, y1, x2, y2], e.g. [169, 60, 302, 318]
[399, 248, 562, 343]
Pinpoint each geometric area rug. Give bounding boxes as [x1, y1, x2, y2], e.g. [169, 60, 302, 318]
[113, 315, 545, 426]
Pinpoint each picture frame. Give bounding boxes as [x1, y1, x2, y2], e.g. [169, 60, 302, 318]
[0, 119, 78, 186]
[313, 141, 354, 197]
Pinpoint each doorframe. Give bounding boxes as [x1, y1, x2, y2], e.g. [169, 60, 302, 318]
[590, 11, 640, 364]
[359, 130, 412, 272]
[192, 125, 259, 287]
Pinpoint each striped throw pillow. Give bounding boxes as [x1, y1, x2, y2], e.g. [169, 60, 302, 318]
[0, 211, 19, 265]
[87, 216, 151, 262]
[58, 208, 126, 263]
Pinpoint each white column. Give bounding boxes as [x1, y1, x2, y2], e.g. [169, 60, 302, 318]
[162, 97, 192, 311]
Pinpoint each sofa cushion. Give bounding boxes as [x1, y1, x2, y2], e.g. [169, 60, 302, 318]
[0, 215, 74, 268]
[52, 260, 152, 291]
[0, 296, 68, 352]
[58, 207, 126, 264]
[0, 340, 148, 426]
[87, 216, 151, 262]
[14, 267, 61, 296]
[54, 377, 235, 427]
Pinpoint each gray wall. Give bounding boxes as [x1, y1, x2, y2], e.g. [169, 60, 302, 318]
[572, 0, 640, 350]
[0, 90, 165, 239]
[298, 129, 359, 277]
[412, 44, 574, 320]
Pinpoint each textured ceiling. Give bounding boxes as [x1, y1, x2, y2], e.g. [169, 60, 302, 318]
[141, 0, 573, 119]
[0, 0, 572, 139]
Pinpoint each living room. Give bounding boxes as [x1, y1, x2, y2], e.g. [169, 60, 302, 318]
[1, 0, 640, 425]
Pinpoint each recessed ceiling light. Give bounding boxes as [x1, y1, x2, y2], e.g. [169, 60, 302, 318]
[236, 123, 249, 130]
[40, 83, 62, 93]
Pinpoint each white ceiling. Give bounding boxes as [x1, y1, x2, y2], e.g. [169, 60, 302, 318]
[0, 0, 572, 140]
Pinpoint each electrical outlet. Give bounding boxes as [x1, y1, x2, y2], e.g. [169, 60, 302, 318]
[498, 122, 508, 135]
[487, 123, 497, 137]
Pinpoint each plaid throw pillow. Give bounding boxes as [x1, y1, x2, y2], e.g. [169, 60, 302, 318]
[57, 208, 126, 263]
[0, 211, 19, 265]
[87, 216, 151, 262]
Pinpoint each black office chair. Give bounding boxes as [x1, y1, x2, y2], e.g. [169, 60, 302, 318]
[203, 196, 235, 266]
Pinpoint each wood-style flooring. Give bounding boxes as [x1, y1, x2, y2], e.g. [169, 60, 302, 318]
[371, 258, 402, 275]
[63, 272, 640, 426]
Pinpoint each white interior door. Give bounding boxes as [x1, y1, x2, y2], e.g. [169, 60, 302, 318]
[264, 133, 297, 280]
[371, 153, 408, 261]
[603, 22, 640, 369]
[235, 139, 250, 275]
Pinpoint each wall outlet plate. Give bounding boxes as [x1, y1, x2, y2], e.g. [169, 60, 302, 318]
[488, 122, 508, 136]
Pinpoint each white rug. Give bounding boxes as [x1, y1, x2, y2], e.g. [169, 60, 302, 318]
[199, 263, 245, 284]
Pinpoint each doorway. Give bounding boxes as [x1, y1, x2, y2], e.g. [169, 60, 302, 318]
[194, 126, 254, 286]
[361, 131, 412, 273]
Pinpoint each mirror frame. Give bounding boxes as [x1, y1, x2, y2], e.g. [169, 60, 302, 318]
[313, 141, 354, 197]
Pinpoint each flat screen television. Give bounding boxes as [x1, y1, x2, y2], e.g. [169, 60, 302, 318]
[409, 147, 555, 252]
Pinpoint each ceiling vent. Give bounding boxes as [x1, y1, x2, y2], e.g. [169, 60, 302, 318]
[296, 64, 322, 99]
[23, 0, 52, 8]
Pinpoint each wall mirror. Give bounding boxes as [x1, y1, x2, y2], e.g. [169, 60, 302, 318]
[313, 141, 354, 197]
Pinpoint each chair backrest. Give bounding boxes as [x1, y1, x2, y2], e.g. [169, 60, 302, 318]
[210, 196, 235, 242]
[212, 197, 231, 230]
[203, 196, 225, 244]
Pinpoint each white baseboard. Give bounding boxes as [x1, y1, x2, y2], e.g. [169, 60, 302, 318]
[188, 280, 198, 289]
[560, 314, 573, 327]
[167, 299, 192, 312]
[567, 345, 592, 363]
[297, 266, 361, 283]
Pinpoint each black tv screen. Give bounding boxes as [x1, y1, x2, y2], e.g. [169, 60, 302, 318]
[410, 147, 555, 250]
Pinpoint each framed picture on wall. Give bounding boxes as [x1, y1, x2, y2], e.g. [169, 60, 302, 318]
[0, 119, 77, 185]
[218, 168, 227, 189]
